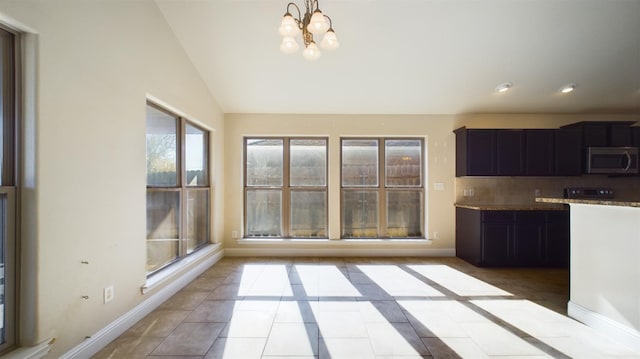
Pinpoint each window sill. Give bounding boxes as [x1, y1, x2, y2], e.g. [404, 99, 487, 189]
[2, 339, 54, 359]
[237, 238, 432, 245]
[142, 243, 221, 294]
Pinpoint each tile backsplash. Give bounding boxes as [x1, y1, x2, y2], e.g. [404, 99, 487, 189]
[456, 176, 640, 205]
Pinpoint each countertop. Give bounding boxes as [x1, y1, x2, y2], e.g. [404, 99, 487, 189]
[536, 197, 640, 208]
[454, 203, 568, 211]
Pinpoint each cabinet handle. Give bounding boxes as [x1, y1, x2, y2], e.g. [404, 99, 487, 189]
[624, 151, 631, 172]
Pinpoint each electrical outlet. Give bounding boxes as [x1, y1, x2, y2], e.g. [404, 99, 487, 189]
[534, 189, 541, 197]
[433, 182, 445, 191]
[232, 230, 239, 239]
[104, 286, 114, 304]
[433, 231, 440, 239]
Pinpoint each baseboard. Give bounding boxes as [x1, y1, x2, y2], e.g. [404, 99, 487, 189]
[568, 301, 640, 352]
[224, 247, 456, 257]
[59, 248, 224, 359]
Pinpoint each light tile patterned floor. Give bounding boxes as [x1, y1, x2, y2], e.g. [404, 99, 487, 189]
[93, 257, 640, 358]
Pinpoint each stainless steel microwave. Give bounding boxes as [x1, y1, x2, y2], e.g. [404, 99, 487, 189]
[586, 147, 639, 174]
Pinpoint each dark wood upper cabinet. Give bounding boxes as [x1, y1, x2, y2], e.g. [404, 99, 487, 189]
[455, 128, 496, 176]
[525, 130, 555, 176]
[554, 128, 582, 176]
[610, 125, 633, 146]
[562, 121, 637, 147]
[632, 127, 640, 147]
[496, 130, 525, 175]
[582, 124, 608, 147]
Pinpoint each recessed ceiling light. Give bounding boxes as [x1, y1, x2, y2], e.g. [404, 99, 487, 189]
[559, 83, 576, 94]
[495, 82, 512, 93]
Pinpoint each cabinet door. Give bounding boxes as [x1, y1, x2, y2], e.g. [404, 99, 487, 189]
[610, 125, 633, 146]
[497, 130, 525, 175]
[514, 212, 546, 266]
[481, 222, 512, 266]
[546, 211, 569, 267]
[467, 130, 497, 176]
[632, 127, 640, 147]
[525, 130, 555, 176]
[554, 129, 582, 176]
[455, 208, 482, 265]
[583, 125, 608, 147]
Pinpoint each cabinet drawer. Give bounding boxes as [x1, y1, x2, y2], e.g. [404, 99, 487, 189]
[481, 211, 514, 223]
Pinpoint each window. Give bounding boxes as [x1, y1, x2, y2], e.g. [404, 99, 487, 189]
[146, 103, 210, 274]
[244, 138, 327, 238]
[341, 138, 424, 238]
[0, 25, 17, 354]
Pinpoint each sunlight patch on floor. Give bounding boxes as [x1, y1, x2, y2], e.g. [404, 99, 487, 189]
[399, 299, 548, 357]
[357, 264, 444, 297]
[409, 264, 513, 296]
[472, 299, 640, 357]
[295, 265, 362, 297]
[238, 264, 292, 296]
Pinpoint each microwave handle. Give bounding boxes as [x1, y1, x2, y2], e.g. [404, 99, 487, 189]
[624, 151, 631, 172]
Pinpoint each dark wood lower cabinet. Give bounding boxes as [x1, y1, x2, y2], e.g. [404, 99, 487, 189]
[456, 207, 569, 267]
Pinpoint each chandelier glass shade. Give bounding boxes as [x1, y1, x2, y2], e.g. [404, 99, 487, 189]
[279, 0, 339, 60]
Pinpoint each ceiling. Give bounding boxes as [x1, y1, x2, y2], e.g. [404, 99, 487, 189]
[154, 0, 640, 115]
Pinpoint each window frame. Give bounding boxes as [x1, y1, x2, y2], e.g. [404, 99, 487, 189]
[145, 101, 211, 276]
[340, 137, 425, 239]
[0, 24, 18, 355]
[243, 137, 329, 239]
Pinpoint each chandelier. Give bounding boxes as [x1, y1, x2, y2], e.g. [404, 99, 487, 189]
[278, 0, 339, 60]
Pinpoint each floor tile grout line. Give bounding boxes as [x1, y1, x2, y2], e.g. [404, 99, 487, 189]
[96, 257, 574, 358]
[397, 264, 573, 358]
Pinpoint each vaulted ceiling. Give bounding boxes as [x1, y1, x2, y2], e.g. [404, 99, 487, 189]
[155, 0, 640, 115]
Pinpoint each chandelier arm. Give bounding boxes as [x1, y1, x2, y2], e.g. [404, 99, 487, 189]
[286, 2, 303, 25]
[323, 14, 333, 29]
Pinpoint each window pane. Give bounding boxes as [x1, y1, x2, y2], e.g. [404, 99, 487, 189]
[342, 139, 379, 187]
[291, 190, 326, 237]
[342, 190, 378, 238]
[387, 190, 423, 237]
[146, 191, 180, 272]
[185, 124, 207, 186]
[290, 139, 326, 187]
[186, 189, 209, 253]
[146, 106, 178, 186]
[246, 190, 282, 237]
[0, 30, 15, 188]
[246, 139, 283, 187]
[385, 139, 422, 187]
[0, 28, 15, 351]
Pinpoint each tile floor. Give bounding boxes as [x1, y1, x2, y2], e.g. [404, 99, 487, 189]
[93, 257, 640, 358]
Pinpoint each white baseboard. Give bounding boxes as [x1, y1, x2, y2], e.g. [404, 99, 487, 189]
[568, 301, 640, 352]
[59, 244, 453, 358]
[60, 248, 224, 359]
[225, 247, 455, 257]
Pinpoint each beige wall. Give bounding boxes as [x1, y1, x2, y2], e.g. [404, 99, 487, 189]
[224, 114, 457, 253]
[223, 113, 639, 255]
[0, 0, 638, 356]
[0, 1, 224, 357]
